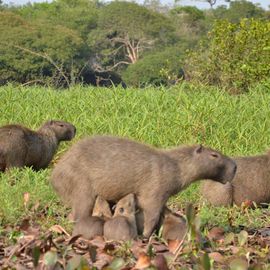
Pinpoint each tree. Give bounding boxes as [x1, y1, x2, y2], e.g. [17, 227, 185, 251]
[213, 0, 265, 23]
[16, 0, 99, 40]
[88, 1, 176, 71]
[0, 11, 85, 87]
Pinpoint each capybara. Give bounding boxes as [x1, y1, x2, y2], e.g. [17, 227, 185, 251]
[201, 150, 270, 206]
[161, 208, 187, 241]
[103, 194, 137, 241]
[92, 196, 113, 220]
[51, 135, 237, 238]
[73, 196, 112, 239]
[72, 216, 104, 239]
[0, 120, 76, 171]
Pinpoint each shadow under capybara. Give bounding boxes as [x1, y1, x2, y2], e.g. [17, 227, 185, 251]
[73, 196, 112, 239]
[0, 120, 76, 171]
[201, 150, 270, 206]
[51, 135, 236, 238]
[103, 194, 138, 241]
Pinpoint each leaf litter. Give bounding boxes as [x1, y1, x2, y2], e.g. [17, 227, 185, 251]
[1, 204, 270, 269]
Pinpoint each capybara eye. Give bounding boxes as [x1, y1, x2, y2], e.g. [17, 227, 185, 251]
[119, 207, 124, 214]
[59, 124, 64, 127]
[211, 153, 219, 158]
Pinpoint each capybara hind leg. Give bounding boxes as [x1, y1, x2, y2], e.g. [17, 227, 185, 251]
[72, 192, 96, 222]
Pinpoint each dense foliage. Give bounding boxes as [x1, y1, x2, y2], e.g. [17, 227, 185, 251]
[0, 0, 269, 91]
[186, 19, 270, 92]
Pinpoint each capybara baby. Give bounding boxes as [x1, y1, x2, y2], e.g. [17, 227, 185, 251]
[92, 196, 113, 220]
[201, 150, 270, 206]
[161, 208, 187, 241]
[51, 135, 236, 238]
[0, 120, 76, 171]
[103, 194, 137, 241]
[73, 196, 112, 239]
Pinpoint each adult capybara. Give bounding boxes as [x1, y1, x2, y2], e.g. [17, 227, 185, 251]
[73, 196, 112, 239]
[0, 120, 76, 171]
[51, 135, 236, 238]
[201, 150, 270, 206]
[103, 194, 137, 241]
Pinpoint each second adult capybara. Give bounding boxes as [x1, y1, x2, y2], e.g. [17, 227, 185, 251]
[51, 135, 237, 238]
[73, 196, 112, 239]
[201, 150, 270, 206]
[0, 120, 76, 171]
[103, 194, 138, 241]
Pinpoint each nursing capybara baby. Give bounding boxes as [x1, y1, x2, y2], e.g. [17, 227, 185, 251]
[51, 135, 236, 238]
[201, 149, 270, 206]
[103, 194, 137, 241]
[73, 196, 112, 239]
[0, 120, 76, 171]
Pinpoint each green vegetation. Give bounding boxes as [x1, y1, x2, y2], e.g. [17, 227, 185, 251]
[186, 19, 270, 92]
[0, 0, 269, 91]
[1, 83, 270, 231]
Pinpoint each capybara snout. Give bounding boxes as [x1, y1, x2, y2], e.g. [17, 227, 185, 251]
[194, 146, 237, 184]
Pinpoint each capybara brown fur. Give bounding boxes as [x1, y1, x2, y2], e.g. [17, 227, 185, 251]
[0, 120, 76, 171]
[51, 135, 236, 238]
[72, 196, 112, 239]
[161, 208, 187, 241]
[201, 150, 270, 206]
[92, 196, 112, 220]
[73, 216, 104, 239]
[103, 194, 137, 241]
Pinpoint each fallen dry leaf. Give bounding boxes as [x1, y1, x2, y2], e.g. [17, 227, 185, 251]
[134, 252, 151, 269]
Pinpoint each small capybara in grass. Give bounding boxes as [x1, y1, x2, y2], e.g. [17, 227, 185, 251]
[103, 194, 137, 241]
[51, 135, 236, 238]
[161, 208, 187, 242]
[0, 120, 76, 171]
[73, 196, 112, 239]
[201, 150, 270, 206]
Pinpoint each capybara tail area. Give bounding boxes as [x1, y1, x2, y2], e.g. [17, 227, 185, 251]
[0, 150, 6, 172]
[200, 180, 233, 206]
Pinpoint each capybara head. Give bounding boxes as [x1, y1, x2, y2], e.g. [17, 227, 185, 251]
[92, 196, 112, 220]
[43, 120, 76, 141]
[113, 193, 136, 217]
[192, 145, 237, 184]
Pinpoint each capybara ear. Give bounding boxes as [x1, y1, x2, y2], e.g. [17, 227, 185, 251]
[194, 144, 203, 154]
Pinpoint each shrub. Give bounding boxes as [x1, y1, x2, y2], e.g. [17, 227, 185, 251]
[185, 18, 270, 93]
[122, 46, 185, 87]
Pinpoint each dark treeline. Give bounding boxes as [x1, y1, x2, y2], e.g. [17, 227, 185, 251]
[0, 0, 269, 92]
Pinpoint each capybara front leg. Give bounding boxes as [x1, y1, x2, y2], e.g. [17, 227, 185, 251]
[140, 199, 164, 238]
[72, 192, 96, 222]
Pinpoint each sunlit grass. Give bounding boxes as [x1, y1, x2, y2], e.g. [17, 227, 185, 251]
[0, 82, 270, 231]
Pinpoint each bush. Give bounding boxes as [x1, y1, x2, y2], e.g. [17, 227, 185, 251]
[185, 18, 270, 92]
[122, 46, 185, 87]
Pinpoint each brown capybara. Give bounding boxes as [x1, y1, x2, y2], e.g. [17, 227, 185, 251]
[50, 135, 237, 238]
[73, 196, 112, 239]
[161, 208, 187, 241]
[201, 150, 270, 206]
[72, 216, 104, 239]
[0, 120, 76, 171]
[92, 196, 113, 220]
[103, 194, 137, 241]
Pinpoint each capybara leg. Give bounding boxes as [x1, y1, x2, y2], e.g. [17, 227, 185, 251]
[141, 200, 164, 238]
[0, 152, 6, 172]
[72, 192, 96, 222]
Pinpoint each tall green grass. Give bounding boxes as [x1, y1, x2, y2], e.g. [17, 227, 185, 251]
[0, 82, 270, 229]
